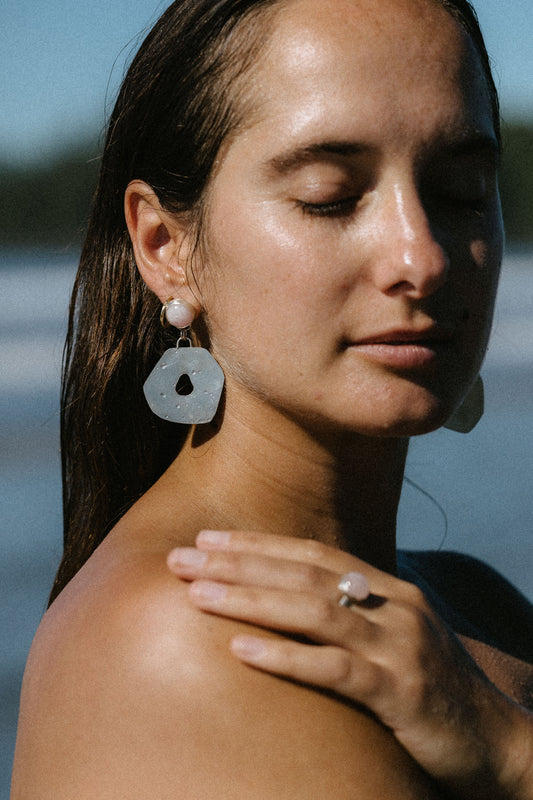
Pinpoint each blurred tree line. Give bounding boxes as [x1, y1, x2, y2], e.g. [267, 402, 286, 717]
[0, 119, 532, 249]
[0, 139, 100, 250]
[498, 120, 533, 244]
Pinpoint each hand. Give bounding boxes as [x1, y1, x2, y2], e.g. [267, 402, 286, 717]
[167, 530, 533, 799]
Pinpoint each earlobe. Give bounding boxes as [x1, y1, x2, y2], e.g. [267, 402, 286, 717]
[124, 180, 198, 306]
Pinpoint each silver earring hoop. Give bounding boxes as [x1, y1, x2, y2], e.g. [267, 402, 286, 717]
[143, 298, 224, 424]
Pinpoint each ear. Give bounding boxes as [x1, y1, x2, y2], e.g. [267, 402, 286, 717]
[124, 180, 200, 310]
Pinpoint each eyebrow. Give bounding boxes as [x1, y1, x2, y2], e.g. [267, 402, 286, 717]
[261, 133, 500, 178]
[430, 132, 501, 163]
[262, 141, 369, 177]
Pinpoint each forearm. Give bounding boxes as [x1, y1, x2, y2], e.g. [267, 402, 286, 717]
[493, 701, 533, 800]
[443, 696, 533, 800]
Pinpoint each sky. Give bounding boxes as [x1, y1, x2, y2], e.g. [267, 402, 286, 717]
[1, 0, 532, 163]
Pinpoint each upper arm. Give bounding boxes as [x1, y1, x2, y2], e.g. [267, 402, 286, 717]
[12, 555, 439, 800]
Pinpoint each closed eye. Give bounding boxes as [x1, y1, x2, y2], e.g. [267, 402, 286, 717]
[423, 154, 497, 212]
[426, 183, 491, 216]
[295, 196, 359, 218]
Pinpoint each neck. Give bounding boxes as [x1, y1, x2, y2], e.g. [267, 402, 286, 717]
[166, 397, 409, 575]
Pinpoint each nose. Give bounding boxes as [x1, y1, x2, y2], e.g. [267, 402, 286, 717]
[372, 181, 450, 299]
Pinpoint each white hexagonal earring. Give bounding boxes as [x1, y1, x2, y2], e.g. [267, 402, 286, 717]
[143, 298, 224, 424]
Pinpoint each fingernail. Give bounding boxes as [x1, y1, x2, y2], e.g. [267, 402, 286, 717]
[167, 547, 207, 569]
[189, 580, 227, 602]
[230, 635, 267, 661]
[197, 530, 231, 548]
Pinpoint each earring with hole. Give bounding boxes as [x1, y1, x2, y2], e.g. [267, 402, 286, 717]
[143, 298, 224, 424]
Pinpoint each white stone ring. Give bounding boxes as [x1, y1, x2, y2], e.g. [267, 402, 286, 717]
[338, 572, 371, 606]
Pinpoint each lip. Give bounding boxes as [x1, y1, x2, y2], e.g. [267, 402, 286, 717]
[348, 326, 455, 369]
[355, 326, 455, 345]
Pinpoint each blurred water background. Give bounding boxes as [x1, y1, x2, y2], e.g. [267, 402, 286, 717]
[1, 246, 533, 794]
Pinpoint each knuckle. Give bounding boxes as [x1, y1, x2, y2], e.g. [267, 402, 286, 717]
[401, 580, 428, 609]
[293, 560, 324, 589]
[282, 641, 304, 672]
[327, 649, 354, 689]
[390, 602, 423, 639]
[307, 595, 336, 627]
[299, 538, 329, 564]
[391, 603, 438, 656]
[358, 662, 385, 702]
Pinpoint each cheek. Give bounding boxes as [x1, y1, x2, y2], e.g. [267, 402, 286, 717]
[460, 243, 501, 369]
[470, 224, 502, 307]
[211, 198, 320, 270]
[202, 199, 350, 329]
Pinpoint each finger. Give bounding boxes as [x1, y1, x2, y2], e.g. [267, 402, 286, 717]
[230, 635, 380, 701]
[195, 529, 363, 571]
[193, 529, 399, 592]
[168, 547, 339, 597]
[187, 579, 376, 648]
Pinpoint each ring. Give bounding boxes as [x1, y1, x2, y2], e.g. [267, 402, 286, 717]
[338, 572, 371, 606]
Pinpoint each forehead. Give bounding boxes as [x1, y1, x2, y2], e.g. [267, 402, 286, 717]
[241, 0, 494, 149]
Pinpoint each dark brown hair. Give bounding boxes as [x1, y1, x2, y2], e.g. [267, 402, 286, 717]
[49, 0, 500, 604]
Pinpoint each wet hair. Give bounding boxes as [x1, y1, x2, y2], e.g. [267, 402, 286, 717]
[49, 0, 500, 604]
[440, 0, 500, 143]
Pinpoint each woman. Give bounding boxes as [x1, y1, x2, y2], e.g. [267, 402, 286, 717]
[11, 0, 533, 797]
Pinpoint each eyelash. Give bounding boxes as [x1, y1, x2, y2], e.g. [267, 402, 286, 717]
[296, 177, 490, 219]
[296, 196, 358, 218]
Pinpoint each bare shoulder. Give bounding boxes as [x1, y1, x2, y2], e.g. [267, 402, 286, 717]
[12, 540, 440, 800]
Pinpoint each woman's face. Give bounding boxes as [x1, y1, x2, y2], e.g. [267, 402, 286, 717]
[197, 0, 503, 437]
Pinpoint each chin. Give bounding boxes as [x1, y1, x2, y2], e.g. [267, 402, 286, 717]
[347, 400, 454, 439]
[325, 370, 468, 438]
